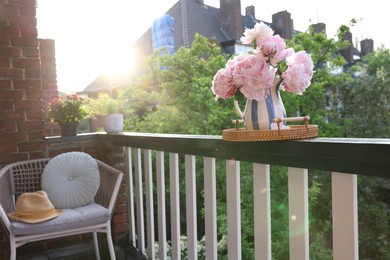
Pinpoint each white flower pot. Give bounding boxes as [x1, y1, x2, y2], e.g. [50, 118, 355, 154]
[103, 114, 123, 133]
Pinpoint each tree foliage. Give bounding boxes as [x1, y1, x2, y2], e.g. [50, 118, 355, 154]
[116, 26, 390, 259]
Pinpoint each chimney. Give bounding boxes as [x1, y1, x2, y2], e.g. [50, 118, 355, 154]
[245, 5, 255, 19]
[360, 39, 374, 57]
[312, 23, 326, 35]
[271, 10, 294, 39]
[340, 31, 353, 63]
[219, 0, 243, 40]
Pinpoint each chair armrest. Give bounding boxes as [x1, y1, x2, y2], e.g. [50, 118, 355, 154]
[0, 164, 16, 232]
[94, 160, 123, 215]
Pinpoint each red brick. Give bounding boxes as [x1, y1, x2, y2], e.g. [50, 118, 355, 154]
[19, 140, 45, 152]
[0, 131, 27, 142]
[0, 68, 23, 78]
[25, 89, 43, 98]
[0, 46, 21, 57]
[41, 68, 56, 77]
[0, 25, 19, 36]
[9, 0, 37, 4]
[22, 47, 39, 57]
[0, 90, 23, 99]
[0, 4, 19, 15]
[0, 80, 12, 89]
[13, 79, 41, 89]
[113, 223, 129, 234]
[8, 15, 36, 28]
[0, 110, 23, 120]
[119, 183, 127, 193]
[0, 15, 7, 26]
[11, 36, 38, 47]
[29, 150, 45, 160]
[0, 121, 17, 131]
[0, 100, 14, 110]
[15, 99, 42, 110]
[27, 129, 44, 140]
[20, 27, 38, 37]
[12, 57, 40, 68]
[114, 204, 128, 214]
[48, 148, 82, 158]
[17, 120, 44, 130]
[25, 109, 43, 119]
[0, 152, 28, 165]
[0, 143, 17, 153]
[19, 3, 36, 16]
[25, 68, 41, 78]
[0, 34, 10, 45]
[38, 39, 55, 52]
[113, 213, 128, 224]
[40, 56, 56, 64]
[0, 57, 10, 67]
[116, 193, 127, 204]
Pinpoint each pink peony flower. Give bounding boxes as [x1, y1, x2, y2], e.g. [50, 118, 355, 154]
[232, 55, 276, 101]
[211, 55, 247, 99]
[282, 51, 314, 94]
[211, 68, 236, 100]
[256, 35, 294, 66]
[212, 23, 314, 102]
[241, 22, 274, 45]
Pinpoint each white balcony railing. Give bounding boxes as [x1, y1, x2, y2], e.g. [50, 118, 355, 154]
[107, 133, 390, 260]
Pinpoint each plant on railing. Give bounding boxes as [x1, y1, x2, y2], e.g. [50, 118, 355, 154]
[48, 94, 88, 136]
[48, 94, 88, 123]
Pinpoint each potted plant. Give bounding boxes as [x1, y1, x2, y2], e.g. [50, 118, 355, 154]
[48, 94, 88, 136]
[86, 93, 124, 133]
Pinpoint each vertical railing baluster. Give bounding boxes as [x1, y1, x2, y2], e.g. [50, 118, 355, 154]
[126, 148, 136, 247]
[226, 159, 241, 260]
[144, 149, 155, 259]
[253, 163, 271, 260]
[185, 154, 197, 260]
[134, 148, 145, 252]
[156, 151, 167, 260]
[288, 167, 309, 260]
[204, 157, 217, 259]
[170, 153, 181, 260]
[332, 172, 358, 260]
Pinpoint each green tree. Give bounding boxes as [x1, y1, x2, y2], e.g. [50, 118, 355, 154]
[119, 25, 390, 259]
[339, 47, 390, 259]
[283, 25, 352, 137]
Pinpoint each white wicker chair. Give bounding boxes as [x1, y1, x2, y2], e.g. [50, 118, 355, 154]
[0, 157, 123, 260]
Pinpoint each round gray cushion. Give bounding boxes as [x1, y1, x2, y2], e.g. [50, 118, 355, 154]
[42, 152, 100, 209]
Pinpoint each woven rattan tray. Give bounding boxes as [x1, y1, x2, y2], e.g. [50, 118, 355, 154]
[222, 116, 318, 142]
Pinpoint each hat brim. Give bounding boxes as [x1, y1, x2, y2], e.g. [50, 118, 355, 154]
[8, 209, 64, 224]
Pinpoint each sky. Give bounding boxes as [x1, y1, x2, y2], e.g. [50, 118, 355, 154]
[36, 0, 387, 93]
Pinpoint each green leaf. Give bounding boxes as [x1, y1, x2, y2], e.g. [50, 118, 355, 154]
[234, 90, 245, 103]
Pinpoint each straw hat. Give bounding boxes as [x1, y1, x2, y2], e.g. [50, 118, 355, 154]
[8, 191, 63, 224]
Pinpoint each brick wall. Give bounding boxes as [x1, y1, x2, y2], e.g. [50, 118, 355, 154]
[39, 38, 60, 136]
[0, 1, 129, 258]
[0, 0, 45, 165]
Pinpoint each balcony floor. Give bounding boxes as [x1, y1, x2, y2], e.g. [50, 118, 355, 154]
[17, 239, 145, 260]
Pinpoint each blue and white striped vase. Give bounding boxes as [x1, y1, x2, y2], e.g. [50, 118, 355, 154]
[235, 81, 287, 130]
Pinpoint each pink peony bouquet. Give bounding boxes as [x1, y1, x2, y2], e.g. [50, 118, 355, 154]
[212, 22, 314, 101]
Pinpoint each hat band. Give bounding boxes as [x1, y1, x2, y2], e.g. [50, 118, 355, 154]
[13, 209, 58, 219]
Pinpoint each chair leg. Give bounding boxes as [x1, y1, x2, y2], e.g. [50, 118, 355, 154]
[10, 236, 16, 260]
[106, 223, 116, 260]
[93, 231, 101, 260]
